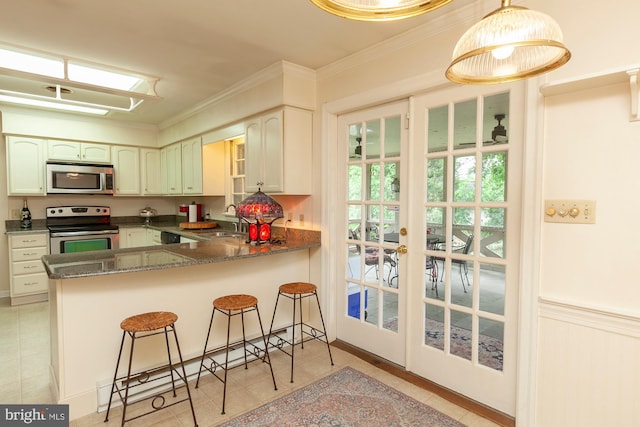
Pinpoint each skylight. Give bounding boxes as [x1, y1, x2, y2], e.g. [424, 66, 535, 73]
[0, 44, 159, 116]
[0, 48, 64, 78]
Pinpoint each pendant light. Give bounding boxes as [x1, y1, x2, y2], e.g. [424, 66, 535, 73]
[446, 0, 571, 84]
[310, 0, 452, 21]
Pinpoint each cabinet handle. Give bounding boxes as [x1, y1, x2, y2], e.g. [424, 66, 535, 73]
[24, 265, 38, 269]
[24, 282, 38, 286]
[22, 252, 38, 256]
[21, 239, 37, 243]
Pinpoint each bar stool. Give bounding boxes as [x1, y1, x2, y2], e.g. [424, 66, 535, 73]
[195, 294, 276, 415]
[268, 282, 334, 383]
[104, 311, 197, 427]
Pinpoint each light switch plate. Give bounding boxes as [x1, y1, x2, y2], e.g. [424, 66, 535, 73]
[544, 200, 596, 224]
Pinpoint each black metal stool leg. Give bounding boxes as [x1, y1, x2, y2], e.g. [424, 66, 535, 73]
[196, 309, 216, 388]
[164, 326, 177, 397]
[241, 309, 249, 369]
[289, 293, 297, 383]
[266, 291, 282, 348]
[171, 324, 198, 426]
[104, 331, 126, 422]
[221, 309, 231, 415]
[121, 331, 137, 427]
[313, 291, 334, 366]
[254, 304, 277, 391]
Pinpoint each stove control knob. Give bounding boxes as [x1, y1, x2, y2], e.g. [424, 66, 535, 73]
[50, 209, 55, 214]
[58, 209, 63, 213]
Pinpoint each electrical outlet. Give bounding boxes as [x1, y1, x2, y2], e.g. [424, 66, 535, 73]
[299, 214, 304, 225]
[544, 200, 596, 224]
[11, 209, 20, 219]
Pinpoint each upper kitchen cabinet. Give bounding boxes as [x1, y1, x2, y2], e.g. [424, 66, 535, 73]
[48, 140, 111, 163]
[244, 106, 312, 194]
[181, 137, 203, 195]
[201, 141, 226, 196]
[140, 148, 162, 195]
[161, 143, 182, 195]
[6, 136, 46, 195]
[111, 146, 140, 195]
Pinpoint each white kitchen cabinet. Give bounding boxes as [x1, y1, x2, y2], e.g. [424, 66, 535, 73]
[244, 106, 312, 194]
[202, 141, 226, 196]
[121, 227, 149, 248]
[181, 137, 203, 194]
[8, 233, 49, 305]
[111, 146, 140, 195]
[161, 143, 182, 195]
[48, 140, 111, 163]
[6, 136, 47, 195]
[140, 148, 162, 195]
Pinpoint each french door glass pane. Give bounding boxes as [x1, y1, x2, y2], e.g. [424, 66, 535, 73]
[348, 124, 363, 160]
[478, 317, 504, 371]
[384, 116, 401, 157]
[426, 157, 445, 202]
[481, 207, 506, 259]
[450, 310, 472, 361]
[348, 165, 363, 201]
[366, 121, 381, 160]
[382, 291, 398, 332]
[428, 105, 448, 153]
[364, 286, 376, 325]
[425, 303, 445, 350]
[347, 282, 365, 320]
[453, 99, 477, 150]
[382, 161, 398, 202]
[481, 152, 506, 202]
[367, 164, 381, 200]
[453, 155, 476, 202]
[483, 92, 510, 147]
[479, 263, 505, 315]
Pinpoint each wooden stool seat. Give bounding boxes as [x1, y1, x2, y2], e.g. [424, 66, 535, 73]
[214, 294, 258, 311]
[120, 311, 178, 332]
[279, 282, 317, 295]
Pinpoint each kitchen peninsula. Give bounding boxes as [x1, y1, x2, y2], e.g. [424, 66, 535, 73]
[41, 228, 320, 421]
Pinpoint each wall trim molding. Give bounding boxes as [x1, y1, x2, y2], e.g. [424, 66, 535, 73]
[539, 296, 640, 338]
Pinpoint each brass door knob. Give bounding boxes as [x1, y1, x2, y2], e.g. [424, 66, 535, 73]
[400, 227, 407, 236]
[397, 245, 408, 254]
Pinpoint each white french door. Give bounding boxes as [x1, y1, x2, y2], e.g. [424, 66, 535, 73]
[407, 83, 523, 415]
[336, 100, 409, 365]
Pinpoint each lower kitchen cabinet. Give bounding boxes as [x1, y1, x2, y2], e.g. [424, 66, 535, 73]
[8, 233, 49, 305]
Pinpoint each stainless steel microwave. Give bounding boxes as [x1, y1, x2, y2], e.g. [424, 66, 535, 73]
[46, 162, 114, 195]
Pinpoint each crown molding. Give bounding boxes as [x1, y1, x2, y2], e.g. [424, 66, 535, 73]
[159, 60, 315, 130]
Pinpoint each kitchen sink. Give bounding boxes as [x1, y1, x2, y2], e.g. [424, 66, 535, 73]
[202, 230, 247, 239]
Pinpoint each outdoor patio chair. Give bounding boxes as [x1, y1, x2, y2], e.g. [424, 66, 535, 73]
[434, 234, 473, 293]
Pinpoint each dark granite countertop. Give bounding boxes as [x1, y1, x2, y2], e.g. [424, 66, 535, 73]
[41, 228, 320, 279]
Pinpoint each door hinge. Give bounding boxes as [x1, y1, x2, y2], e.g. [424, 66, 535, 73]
[405, 113, 410, 129]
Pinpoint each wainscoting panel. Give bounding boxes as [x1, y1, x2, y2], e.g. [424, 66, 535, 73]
[536, 298, 640, 427]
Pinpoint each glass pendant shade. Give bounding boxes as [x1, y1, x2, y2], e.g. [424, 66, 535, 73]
[310, 0, 452, 21]
[446, 0, 571, 84]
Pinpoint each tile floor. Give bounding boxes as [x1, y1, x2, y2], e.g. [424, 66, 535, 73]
[0, 298, 500, 426]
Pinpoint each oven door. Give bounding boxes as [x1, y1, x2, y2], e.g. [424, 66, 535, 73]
[49, 230, 119, 254]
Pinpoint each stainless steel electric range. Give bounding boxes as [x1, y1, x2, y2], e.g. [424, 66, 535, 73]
[47, 206, 119, 254]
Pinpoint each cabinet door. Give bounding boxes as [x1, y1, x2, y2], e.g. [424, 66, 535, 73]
[244, 118, 264, 193]
[48, 140, 81, 161]
[81, 143, 111, 163]
[163, 144, 182, 194]
[124, 227, 148, 248]
[111, 146, 140, 195]
[181, 137, 203, 194]
[202, 141, 226, 196]
[6, 137, 46, 195]
[261, 110, 284, 193]
[141, 149, 162, 195]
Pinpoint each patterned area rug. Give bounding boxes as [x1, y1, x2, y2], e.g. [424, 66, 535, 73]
[219, 367, 464, 426]
[384, 318, 503, 371]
